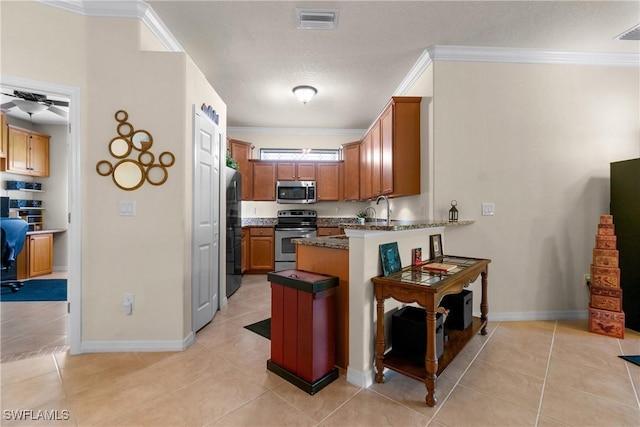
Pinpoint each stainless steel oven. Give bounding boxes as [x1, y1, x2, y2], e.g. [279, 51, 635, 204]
[274, 209, 317, 270]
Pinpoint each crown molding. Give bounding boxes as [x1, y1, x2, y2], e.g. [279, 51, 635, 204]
[427, 45, 640, 68]
[393, 45, 639, 95]
[393, 49, 434, 96]
[37, 0, 183, 52]
[228, 127, 366, 137]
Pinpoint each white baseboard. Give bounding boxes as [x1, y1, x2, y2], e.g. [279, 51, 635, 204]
[487, 310, 589, 322]
[346, 366, 374, 389]
[80, 332, 195, 353]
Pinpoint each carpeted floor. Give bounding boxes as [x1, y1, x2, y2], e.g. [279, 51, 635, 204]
[0, 279, 67, 301]
[244, 318, 271, 339]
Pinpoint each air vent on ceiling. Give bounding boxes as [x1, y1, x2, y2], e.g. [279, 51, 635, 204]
[296, 8, 339, 30]
[616, 24, 640, 41]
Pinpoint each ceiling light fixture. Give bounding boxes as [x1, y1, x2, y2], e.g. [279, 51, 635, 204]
[293, 86, 317, 104]
[12, 99, 47, 115]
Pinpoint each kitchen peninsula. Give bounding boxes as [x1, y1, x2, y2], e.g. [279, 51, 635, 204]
[294, 219, 476, 394]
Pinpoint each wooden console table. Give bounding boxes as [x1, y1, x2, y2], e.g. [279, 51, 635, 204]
[372, 255, 490, 407]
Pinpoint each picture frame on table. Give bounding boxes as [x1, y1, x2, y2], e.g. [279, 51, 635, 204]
[379, 242, 402, 276]
[429, 234, 443, 261]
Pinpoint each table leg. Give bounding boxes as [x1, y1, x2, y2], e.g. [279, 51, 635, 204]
[480, 268, 489, 335]
[374, 296, 385, 383]
[424, 309, 438, 407]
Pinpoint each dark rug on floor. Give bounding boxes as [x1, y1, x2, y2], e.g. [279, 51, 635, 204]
[244, 318, 271, 340]
[0, 279, 67, 301]
[619, 355, 640, 367]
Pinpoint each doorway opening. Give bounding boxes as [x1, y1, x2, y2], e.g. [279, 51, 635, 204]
[0, 76, 81, 357]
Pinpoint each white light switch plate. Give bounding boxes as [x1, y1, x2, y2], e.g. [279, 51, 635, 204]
[119, 200, 136, 216]
[482, 203, 495, 216]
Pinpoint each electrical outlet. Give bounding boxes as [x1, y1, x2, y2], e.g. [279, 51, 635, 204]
[123, 293, 134, 315]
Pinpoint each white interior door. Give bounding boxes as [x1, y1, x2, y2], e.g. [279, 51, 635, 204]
[192, 108, 220, 332]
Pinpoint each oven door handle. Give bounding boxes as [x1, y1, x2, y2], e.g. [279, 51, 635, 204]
[275, 227, 317, 232]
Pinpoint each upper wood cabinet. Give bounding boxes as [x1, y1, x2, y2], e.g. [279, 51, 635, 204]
[5, 125, 50, 177]
[357, 96, 420, 200]
[0, 111, 7, 160]
[379, 97, 421, 197]
[316, 162, 341, 201]
[342, 141, 360, 201]
[359, 128, 373, 200]
[251, 160, 277, 201]
[229, 138, 254, 200]
[277, 162, 316, 181]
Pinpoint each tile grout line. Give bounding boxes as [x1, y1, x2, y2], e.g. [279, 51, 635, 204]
[533, 320, 557, 427]
[617, 337, 640, 409]
[424, 321, 500, 425]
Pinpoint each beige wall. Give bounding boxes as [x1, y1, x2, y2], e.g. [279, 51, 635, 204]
[431, 61, 639, 317]
[2, 2, 226, 346]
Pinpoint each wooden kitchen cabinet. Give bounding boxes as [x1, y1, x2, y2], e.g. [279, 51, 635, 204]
[316, 162, 341, 201]
[0, 111, 7, 160]
[229, 138, 254, 200]
[5, 125, 50, 177]
[379, 97, 421, 197]
[357, 97, 421, 200]
[17, 232, 53, 279]
[317, 227, 344, 236]
[341, 141, 360, 201]
[360, 126, 378, 200]
[251, 161, 277, 201]
[277, 162, 316, 181]
[248, 227, 274, 272]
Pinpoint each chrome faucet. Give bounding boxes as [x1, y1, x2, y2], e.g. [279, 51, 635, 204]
[363, 206, 377, 223]
[376, 195, 390, 224]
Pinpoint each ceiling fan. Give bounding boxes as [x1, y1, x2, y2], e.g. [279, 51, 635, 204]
[1, 90, 69, 119]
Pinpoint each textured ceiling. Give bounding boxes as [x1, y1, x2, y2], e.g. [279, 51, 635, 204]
[4, 1, 638, 129]
[147, 1, 639, 130]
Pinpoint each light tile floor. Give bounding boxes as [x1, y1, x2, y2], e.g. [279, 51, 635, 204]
[1, 274, 639, 426]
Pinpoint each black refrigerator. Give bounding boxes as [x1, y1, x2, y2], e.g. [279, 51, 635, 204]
[225, 166, 242, 297]
[610, 158, 640, 332]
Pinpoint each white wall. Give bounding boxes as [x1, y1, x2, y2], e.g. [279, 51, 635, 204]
[430, 61, 639, 318]
[1, 2, 226, 348]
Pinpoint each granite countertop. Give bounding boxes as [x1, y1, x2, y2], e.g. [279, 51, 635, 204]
[242, 217, 358, 228]
[292, 235, 350, 250]
[341, 219, 475, 231]
[241, 218, 277, 227]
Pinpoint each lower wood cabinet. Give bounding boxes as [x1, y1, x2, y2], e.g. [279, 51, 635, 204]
[317, 227, 344, 236]
[248, 227, 274, 272]
[17, 233, 53, 279]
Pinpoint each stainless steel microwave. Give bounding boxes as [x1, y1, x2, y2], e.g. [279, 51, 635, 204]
[276, 180, 316, 204]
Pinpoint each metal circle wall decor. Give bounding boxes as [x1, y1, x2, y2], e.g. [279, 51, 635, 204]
[96, 109, 175, 190]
